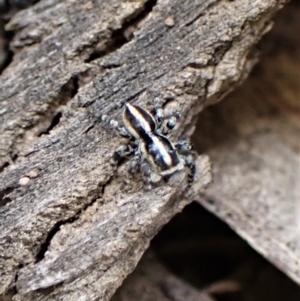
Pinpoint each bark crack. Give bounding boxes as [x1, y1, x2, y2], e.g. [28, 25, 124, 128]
[34, 176, 113, 263]
[0, 74, 81, 173]
[85, 0, 158, 63]
[0, 185, 18, 207]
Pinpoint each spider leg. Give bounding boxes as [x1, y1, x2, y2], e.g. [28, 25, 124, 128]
[153, 98, 165, 128]
[140, 160, 162, 184]
[109, 120, 131, 138]
[101, 115, 131, 138]
[140, 160, 151, 183]
[161, 111, 181, 135]
[174, 140, 195, 154]
[175, 141, 196, 185]
[111, 144, 136, 168]
[182, 155, 196, 186]
[128, 148, 142, 174]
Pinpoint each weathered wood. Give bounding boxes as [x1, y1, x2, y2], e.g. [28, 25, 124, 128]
[0, 0, 287, 300]
[195, 1, 300, 285]
[111, 252, 216, 301]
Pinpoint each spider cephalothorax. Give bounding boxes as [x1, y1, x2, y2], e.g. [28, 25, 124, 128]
[105, 101, 196, 185]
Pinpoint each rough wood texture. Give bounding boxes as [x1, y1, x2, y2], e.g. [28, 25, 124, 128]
[0, 0, 287, 300]
[111, 252, 216, 301]
[194, 1, 300, 285]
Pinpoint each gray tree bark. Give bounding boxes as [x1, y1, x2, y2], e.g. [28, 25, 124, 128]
[0, 0, 289, 300]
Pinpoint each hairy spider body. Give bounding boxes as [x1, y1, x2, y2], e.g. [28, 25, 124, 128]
[141, 133, 184, 176]
[108, 103, 195, 185]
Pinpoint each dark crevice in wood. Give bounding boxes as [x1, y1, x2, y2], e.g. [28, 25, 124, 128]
[70, 75, 79, 98]
[34, 75, 79, 137]
[0, 43, 13, 74]
[35, 286, 58, 295]
[187, 62, 206, 69]
[210, 41, 233, 66]
[0, 27, 14, 75]
[35, 182, 108, 263]
[184, 11, 206, 27]
[35, 216, 77, 263]
[85, 0, 158, 63]
[11, 153, 18, 161]
[187, 41, 233, 73]
[0, 196, 12, 207]
[55, 75, 79, 107]
[37, 112, 62, 137]
[100, 62, 123, 70]
[35, 199, 97, 263]
[0, 186, 17, 207]
[85, 30, 127, 63]
[82, 124, 95, 135]
[6, 0, 40, 9]
[0, 161, 9, 173]
[0, 153, 19, 174]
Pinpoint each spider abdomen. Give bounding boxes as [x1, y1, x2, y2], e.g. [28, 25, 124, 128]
[141, 133, 183, 175]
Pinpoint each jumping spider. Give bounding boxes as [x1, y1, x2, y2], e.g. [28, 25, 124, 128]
[104, 101, 196, 186]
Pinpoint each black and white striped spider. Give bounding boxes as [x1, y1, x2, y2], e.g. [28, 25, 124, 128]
[104, 101, 196, 186]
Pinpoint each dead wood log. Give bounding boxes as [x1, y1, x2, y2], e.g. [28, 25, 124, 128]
[0, 0, 287, 300]
[194, 1, 300, 285]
